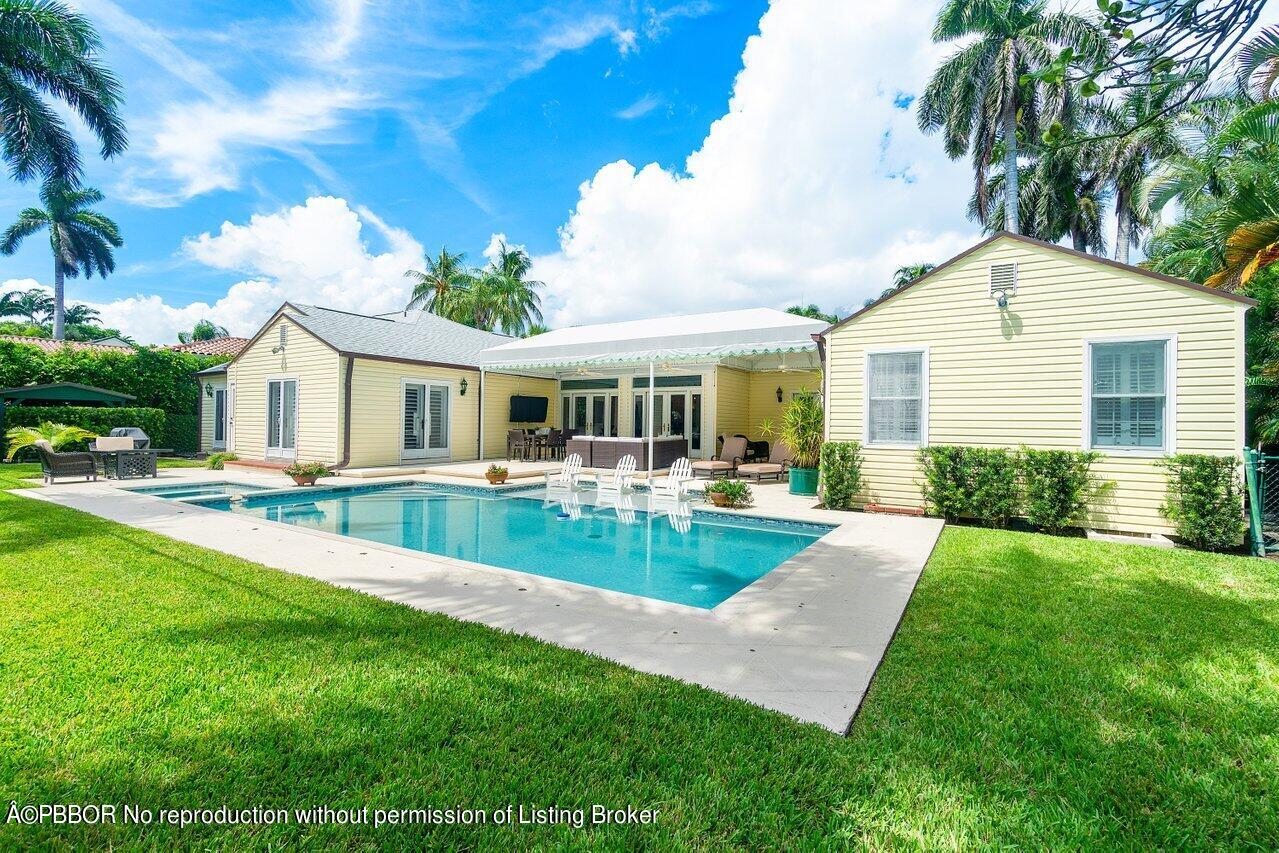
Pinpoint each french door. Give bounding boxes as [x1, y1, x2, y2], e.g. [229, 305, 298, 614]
[266, 379, 297, 459]
[403, 381, 451, 460]
[213, 387, 227, 449]
[226, 382, 236, 452]
[561, 393, 618, 437]
[633, 391, 703, 457]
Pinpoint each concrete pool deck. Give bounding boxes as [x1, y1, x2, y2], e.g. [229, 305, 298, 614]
[21, 468, 944, 733]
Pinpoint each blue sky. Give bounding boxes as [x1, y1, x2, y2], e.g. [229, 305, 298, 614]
[0, 1, 778, 334]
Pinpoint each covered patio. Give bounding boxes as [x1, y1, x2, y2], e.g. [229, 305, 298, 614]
[478, 308, 826, 471]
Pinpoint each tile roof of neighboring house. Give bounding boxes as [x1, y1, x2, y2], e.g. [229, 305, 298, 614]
[0, 335, 135, 354]
[281, 304, 513, 368]
[168, 336, 250, 356]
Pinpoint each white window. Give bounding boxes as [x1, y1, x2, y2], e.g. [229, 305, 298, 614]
[1086, 336, 1175, 453]
[865, 349, 927, 446]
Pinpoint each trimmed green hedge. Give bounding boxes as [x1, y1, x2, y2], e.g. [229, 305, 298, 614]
[819, 441, 863, 510]
[0, 339, 228, 453]
[1160, 454, 1246, 552]
[3, 406, 167, 459]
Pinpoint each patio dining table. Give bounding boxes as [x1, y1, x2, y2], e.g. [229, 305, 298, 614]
[89, 448, 168, 480]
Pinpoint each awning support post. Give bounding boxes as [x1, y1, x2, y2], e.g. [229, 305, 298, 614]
[647, 359, 655, 473]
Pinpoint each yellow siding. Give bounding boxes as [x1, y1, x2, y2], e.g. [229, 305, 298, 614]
[344, 359, 481, 468]
[825, 238, 1246, 535]
[227, 313, 340, 463]
[199, 374, 226, 451]
[714, 366, 751, 440]
[482, 372, 559, 458]
[747, 370, 822, 436]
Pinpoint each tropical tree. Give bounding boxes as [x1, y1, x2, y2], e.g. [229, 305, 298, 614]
[786, 304, 837, 323]
[0, 181, 122, 340]
[462, 242, 545, 335]
[5, 287, 52, 324]
[5, 421, 96, 460]
[893, 264, 937, 287]
[178, 319, 229, 344]
[0, 289, 22, 319]
[0, 0, 126, 184]
[976, 146, 1109, 253]
[524, 323, 550, 337]
[405, 248, 471, 314]
[918, 0, 1102, 232]
[63, 303, 99, 326]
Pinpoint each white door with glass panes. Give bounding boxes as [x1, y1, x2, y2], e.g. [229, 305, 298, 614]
[633, 390, 704, 458]
[266, 378, 298, 458]
[561, 393, 618, 437]
[403, 381, 451, 460]
[213, 387, 227, 449]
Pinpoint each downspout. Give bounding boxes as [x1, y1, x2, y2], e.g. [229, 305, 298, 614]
[195, 376, 203, 454]
[328, 356, 356, 470]
[477, 367, 486, 460]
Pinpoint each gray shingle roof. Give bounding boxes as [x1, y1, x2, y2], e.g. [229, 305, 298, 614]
[286, 304, 512, 367]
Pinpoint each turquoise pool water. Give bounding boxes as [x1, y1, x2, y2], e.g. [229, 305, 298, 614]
[204, 484, 830, 609]
[128, 481, 268, 500]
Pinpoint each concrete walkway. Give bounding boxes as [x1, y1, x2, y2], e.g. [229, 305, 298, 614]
[22, 469, 943, 733]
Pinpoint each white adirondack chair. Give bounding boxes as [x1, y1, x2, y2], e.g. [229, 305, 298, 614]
[649, 457, 693, 499]
[596, 454, 637, 494]
[544, 452, 583, 490]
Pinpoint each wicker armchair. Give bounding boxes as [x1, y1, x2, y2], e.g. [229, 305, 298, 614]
[33, 440, 98, 484]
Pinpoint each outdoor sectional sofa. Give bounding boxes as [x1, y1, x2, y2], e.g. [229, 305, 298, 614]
[565, 436, 687, 471]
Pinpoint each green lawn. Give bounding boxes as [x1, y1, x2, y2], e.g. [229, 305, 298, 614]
[0, 458, 202, 490]
[1, 483, 1276, 847]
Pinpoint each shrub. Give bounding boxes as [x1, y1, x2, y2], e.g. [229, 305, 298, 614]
[706, 479, 753, 508]
[1021, 448, 1103, 534]
[917, 446, 1020, 526]
[4, 423, 98, 461]
[206, 452, 238, 470]
[760, 390, 823, 469]
[1160, 454, 1246, 552]
[819, 441, 863, 510]
[3, 406, 166, 457]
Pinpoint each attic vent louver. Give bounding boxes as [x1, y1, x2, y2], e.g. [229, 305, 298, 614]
[988, 262, 1018, 308]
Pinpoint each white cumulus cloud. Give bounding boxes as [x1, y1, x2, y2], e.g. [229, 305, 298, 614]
[533, 0, 979, 326]
[11, 197, 424, 345]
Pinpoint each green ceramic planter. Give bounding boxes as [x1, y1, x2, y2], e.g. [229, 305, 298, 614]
[788, 466, 819, 496]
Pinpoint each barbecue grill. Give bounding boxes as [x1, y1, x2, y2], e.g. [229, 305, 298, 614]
[108, 426, 151, 449]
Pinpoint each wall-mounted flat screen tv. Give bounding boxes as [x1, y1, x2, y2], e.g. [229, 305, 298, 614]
[509, 395, 549, 422]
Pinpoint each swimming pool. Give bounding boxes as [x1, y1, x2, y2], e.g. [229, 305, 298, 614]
[128, 481, 269, 501]
[200, 483, 831, 608]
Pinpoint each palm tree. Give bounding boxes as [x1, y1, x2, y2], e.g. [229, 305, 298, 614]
[8, 287, 52, 325]
[178, 319, 229, 344]
[4, 421, 96, 460]
[63, 303, 99, 326]
[977, 148, 1109, 253]
[463, 242, 545, 335]
[0, 289, 22, 319]
[786, 304, 837, 323]
[918, 0, 1101, 233]
[892, 264, 936, 287]
[0, 0, 126, 184]
[405, 248, 471, 314]
[0, 181, 122, 340]
[524, 323, 550, 337]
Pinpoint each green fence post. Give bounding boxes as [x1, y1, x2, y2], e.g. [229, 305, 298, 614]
[1245, 448, 1265, 557]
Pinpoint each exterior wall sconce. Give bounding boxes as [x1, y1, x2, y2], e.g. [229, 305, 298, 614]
[776, 386, 784, 403]
[205, 383, 214, 398]
[459, 378, 469, 396]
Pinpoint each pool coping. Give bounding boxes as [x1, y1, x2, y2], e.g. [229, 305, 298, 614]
[21, 468, 944, 734]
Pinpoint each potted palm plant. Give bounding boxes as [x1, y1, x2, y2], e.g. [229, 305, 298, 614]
[762, 390, 824, 496]
[283, 461, 332, 487]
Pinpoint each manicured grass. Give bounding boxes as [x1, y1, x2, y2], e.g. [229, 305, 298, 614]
[1, 488, 1276, 847]
[0, 458, 201, 490]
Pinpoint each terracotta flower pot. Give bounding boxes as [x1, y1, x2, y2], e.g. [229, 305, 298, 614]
[486, 473, 508, 485]
[292, 474, 319, 487]
[708, 491, 730, 507]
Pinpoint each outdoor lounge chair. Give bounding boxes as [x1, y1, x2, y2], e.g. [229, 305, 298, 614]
[543, 452, 583, 490]
[649, 457, 693, 499]
[736, 440, 794, 482]
[691, 436, 747, 479]
[33, 440, 97, 484]
[596, 454, 637, 494]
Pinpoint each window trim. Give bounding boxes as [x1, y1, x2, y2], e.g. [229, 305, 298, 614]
[1082, 333, 1177, 457]
[863, 345, 929, 448]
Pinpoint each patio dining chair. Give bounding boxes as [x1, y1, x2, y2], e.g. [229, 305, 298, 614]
[543, 452, 583, 490]
[507, 429, 531, 461]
